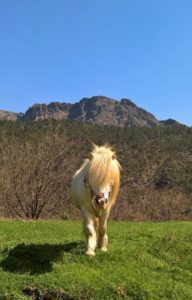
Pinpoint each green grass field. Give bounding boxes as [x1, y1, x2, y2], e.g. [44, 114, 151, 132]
[0, 220, 192, 300]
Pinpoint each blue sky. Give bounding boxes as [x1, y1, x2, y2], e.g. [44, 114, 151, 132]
[0, 0, 191, 125]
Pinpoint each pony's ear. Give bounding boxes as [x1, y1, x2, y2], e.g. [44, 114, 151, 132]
[112, 154, 116, 160]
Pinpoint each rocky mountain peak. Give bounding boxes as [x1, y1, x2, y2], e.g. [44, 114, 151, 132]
[0, 110, 23, 121]
[120, 98, 137, 107]
[0, 96, 182, 127]
[160, 119, 180, 126]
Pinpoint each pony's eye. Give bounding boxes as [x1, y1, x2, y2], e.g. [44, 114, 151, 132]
[89, 154, 93, 160]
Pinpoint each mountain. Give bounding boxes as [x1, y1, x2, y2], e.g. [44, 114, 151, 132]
[22, 102, 72, 122]
[159, 119, 180, 126]
[0, 96, 181, 127]
[0, 110, 23, 121]
[22, 96, 159, 127]
[67, 97, 159, 127]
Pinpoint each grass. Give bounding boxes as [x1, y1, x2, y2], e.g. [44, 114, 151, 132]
[0, 220, 192, 299]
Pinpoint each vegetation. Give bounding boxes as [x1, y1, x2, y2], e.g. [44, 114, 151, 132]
[0, 220, 191, 299]
[0, 119, 192, 220]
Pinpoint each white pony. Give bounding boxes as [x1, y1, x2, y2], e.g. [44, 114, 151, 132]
[72, 144, 121, 256]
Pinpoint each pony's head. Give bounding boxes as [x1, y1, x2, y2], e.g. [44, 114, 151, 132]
[87, 144, 121, 210]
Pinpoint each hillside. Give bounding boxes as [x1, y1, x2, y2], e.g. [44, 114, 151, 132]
[0, 220, 191, 299]
[0, 96, 175, 127]
[0, 110, 21, 121]
[0, 119, 191, 221]
[22, 102, 72, 122]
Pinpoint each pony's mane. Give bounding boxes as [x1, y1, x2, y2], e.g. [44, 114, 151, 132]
[87, 145, 121, 195]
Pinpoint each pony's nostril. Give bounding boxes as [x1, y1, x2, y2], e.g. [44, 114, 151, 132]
[105, 199, 108, 204]
[100, 193, 104, 198]
[97, 193, 104, 199]
[96, 198, 100, 204]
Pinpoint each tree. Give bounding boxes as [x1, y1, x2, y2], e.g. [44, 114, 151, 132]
[0, 131, 74, 219]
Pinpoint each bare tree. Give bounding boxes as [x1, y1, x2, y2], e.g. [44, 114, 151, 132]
[1, 131, 74, 219]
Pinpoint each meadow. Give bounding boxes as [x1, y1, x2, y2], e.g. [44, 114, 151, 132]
[0, 220, 192, 299]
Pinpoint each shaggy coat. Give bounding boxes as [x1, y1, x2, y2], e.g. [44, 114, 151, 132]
[72, 145, 121, 256]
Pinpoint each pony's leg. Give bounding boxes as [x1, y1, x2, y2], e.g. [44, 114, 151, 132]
[94, 217, 99, 241]
[82, 211, 97, 256]
[98, 210, 109, 252]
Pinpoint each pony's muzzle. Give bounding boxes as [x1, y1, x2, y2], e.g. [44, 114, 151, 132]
[94, 193, 108, 208]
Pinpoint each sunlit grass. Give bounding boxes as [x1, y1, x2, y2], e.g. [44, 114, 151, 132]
[0, 220, 192, 299]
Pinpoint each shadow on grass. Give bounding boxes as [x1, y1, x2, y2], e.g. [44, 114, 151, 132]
[1, 241, 84, 275]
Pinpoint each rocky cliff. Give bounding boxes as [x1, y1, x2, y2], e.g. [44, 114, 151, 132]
[0, 96, 181, 127]
[0, 110, 22, 121]
[21, 96, 159, 127]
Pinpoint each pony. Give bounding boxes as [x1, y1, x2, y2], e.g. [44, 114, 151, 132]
[71, 144, 121, 256]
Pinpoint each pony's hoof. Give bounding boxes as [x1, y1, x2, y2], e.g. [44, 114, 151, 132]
[85, 250, 96, 256]
[100, 247, 108, 252]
